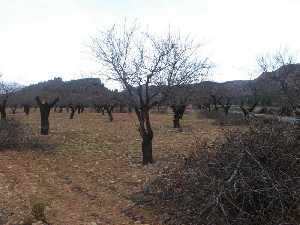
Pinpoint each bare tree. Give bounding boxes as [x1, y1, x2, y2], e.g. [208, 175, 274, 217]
[69, 103, 76, 119]
[90, 23, 211, 164]
[0, 96, 8, 120]
[0, 77, 20, 120]
[10, 104, 18, 114]
[239, 80, 259, 118]
[218, 96, 232, 116]
[23, 104, 31, 115]
[168, 86, 194, 128]
[210, 94, 222, 111]
[35, 96, 59, 135]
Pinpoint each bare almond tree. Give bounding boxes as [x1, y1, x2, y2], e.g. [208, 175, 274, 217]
[0, 75, 20, 120]
[90, 23, 211, 164]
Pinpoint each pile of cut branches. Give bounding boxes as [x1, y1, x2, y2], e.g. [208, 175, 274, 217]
[146, 119, 300, 225]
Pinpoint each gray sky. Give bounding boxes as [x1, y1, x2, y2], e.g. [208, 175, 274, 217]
[1, 0, 300, 87]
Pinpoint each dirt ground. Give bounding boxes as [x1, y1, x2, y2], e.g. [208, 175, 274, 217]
[0, 110, 226, 225]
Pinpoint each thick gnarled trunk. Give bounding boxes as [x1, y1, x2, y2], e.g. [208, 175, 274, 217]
[0, 99, 7, 120]
[142, 134, 153, 164]
[36, 96, 59, 135]
[135, 107, 154, 165]
[69, 105, 75, 119]
[173, 116, 180, 128]
[41, 118, 49, 135]
[24, 105, 30, 115]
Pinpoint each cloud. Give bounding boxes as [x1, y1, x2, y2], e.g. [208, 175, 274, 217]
[0, 0, 299, 85]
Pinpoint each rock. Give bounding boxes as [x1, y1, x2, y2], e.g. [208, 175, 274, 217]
[86, 222, 97, 225]
[32, 221, 46, 225]
[159, 213, 171, 223]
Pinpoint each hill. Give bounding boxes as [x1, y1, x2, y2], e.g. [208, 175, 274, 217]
[4, 64, 300, 108]
[7, 77, 112, 106]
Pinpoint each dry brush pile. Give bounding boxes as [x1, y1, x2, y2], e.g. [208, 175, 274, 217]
[145, 119, 300, 225]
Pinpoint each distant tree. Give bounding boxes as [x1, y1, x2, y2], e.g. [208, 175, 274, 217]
[202, 102, 211, 112]
[69, 103, 76, 119]
[210, 94, 222, 111]
[10, 104, 18, 114]
[239, 80, 259, 118]
[103, 104, 115, 121]
[58, 105, 64, 113]
[90, 23, 211, 164]
[0, 96, 8, 120]
[168, 86, 194, 128]
[35, 96, 59, 135]
[218, 96, 232, 116]
[23, 104, 30, 115]
[0, 77, 20, 120]
[240, 100, 258, 118]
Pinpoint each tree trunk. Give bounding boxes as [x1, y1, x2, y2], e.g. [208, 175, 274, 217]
[24, 105, 30, 115]
[173, 116, 180, 128]
[224, 108, 229, 116]
[0, 99, 7, 120]
[171, 105, 185, 128]
[105, 105, 114, 122]
[11, 108, 17, 114]
[36, 96, 59, 135]
[128, 106, 132, 113]
[70, 107, 75, 119]
[119, 105, 124, 113]
[135, 107, 154, 165]
[142, 134, 153, 165]
[0, 109, 6, 120]
[41, 118, 49, 135]
[108, 111, 113, 121]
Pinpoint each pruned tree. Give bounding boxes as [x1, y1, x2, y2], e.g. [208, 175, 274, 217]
[210, 94, 222, 111]
[35, 96, 59, 135]
[75, 104, 84, 114]
[103, 104, 115, 121]
[90, 23, 211, 164]
[23, 104, 30, 115]
[171, 104, 186, 128]
[240, 100, 258, 118]
[69, 103, 76, 119]
[218, 96, 232, 116]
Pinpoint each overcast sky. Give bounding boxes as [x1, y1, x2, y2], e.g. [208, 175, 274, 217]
[0, 0, 300, 87]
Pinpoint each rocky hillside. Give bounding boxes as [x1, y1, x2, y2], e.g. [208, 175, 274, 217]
[4, 64, 300, 107]
[7, 77, 112, 106]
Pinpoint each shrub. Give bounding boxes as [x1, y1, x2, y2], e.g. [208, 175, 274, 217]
[145, 119, 300, 225]
[0, 119, 46, 150]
